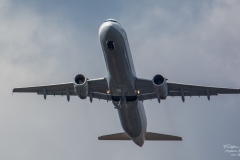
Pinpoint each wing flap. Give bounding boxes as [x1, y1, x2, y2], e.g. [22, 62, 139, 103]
[168, 91, 218, 97]
[168, 82, 240, 94]
[37, 90, 77, 96]
[13, 82, 75, 93]
[92, 92, 111, 101]
[138, 93, 158, 101]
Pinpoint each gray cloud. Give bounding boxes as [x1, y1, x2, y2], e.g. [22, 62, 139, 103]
[1, 0, 240, 160]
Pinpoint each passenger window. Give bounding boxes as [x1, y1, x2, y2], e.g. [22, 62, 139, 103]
[107, 41, 114, 50]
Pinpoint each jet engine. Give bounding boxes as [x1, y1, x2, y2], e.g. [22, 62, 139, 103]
[152, 74, 168, 99]
[74, 74, 89, 99]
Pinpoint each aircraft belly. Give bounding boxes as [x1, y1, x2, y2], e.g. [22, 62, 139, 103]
[118, 103, 142, 138]
[117, 101, 147, 146]
[100, 21, 147, 146]
[100, 24, 135, 95]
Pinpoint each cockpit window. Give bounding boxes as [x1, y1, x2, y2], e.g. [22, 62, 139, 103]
[107, 41, 115, 50]
[104, 19, 121, 26]
[105, 19, 117, 23]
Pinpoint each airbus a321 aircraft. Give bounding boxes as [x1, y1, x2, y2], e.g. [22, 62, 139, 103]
[13, 19, 240, 147]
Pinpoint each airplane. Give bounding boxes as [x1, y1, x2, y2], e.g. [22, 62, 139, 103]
[13, 19, 240, 147]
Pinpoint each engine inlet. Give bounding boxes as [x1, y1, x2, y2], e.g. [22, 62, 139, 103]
[74, 74, 86, 84]
[153, 74, 164, 85]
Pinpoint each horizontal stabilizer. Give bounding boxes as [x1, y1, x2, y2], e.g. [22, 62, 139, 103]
[98, 133, 130, 140]
[145, 132, 182, 141]
[98, 132, 182, 141]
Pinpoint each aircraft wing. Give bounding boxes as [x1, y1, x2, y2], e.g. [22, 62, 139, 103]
[167, 82, 240, 97]
[13, 82, 76, 95]
[88, 78, 109, 94]
[13, 78, 110, 101]
[135, 78, 240, 100]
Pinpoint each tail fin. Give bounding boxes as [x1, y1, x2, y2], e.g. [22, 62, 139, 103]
[98, 132, 182, 141]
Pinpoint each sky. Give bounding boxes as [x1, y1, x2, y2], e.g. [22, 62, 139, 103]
[0, 0, 240, 159]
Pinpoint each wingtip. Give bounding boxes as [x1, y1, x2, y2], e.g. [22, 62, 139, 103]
[12, 88, 16, 95]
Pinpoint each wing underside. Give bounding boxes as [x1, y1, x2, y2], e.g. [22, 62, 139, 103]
[13, 78, 110, 101]
[135, 78, 240, 100]
[13, 77, 240, 101]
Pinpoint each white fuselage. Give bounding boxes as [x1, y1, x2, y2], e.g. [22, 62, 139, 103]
[99, 20, 147, 147]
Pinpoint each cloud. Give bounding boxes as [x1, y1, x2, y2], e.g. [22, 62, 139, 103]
[0, 0, 240, 160]
[118, 0, 240, 86]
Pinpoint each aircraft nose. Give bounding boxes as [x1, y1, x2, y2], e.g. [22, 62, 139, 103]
[99, 23, 111, 37]
[99, 22, 114, 32]
[99, 19, 121, 37]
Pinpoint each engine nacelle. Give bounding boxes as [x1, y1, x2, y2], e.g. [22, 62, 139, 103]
[74, 74, 89, 99]
[152, 74, 168, 99]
